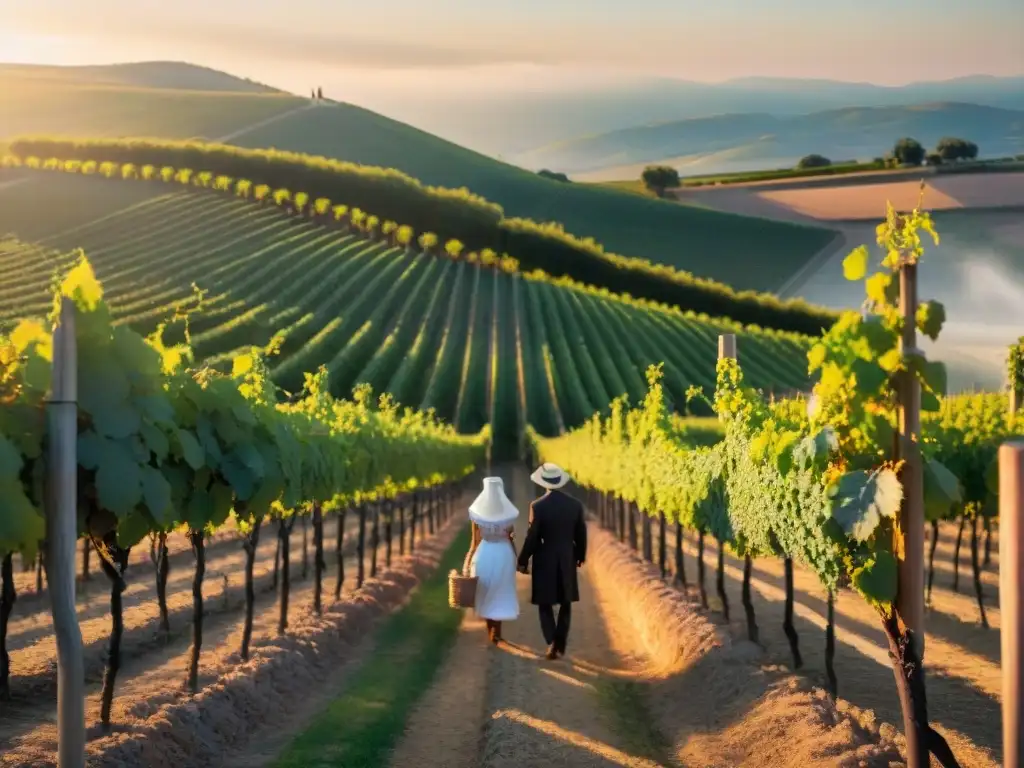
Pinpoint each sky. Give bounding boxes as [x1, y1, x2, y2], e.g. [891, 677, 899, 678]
[2, 0, 1023, 97]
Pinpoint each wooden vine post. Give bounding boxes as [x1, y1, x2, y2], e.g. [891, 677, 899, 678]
[998, 442, 1024, 768]
[46, 298, 85, 768]
[896, 260, 926, 658]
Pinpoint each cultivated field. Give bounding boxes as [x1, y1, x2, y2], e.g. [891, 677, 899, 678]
[677, 170, 1024, 390]
[0, 174, 812, 452]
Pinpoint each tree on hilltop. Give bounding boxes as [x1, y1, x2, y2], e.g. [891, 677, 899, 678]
[538, 169, 571, 183]
[641, 165, 680, 197]
[936, 137, 979, 162]
[797, 154, 832, 169]
[892, 137, 925, 166]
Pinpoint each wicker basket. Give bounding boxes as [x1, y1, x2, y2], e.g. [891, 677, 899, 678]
[449, 543, 478, 609]
[448, 569, 478, 609]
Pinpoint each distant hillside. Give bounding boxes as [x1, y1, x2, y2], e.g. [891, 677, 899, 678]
[0, 63, 302, 141]
[356, 73, 1024, 158]
[518, 102, 1024, 178]
[0, 60, 836, 293]
[0, 61, 280, 94]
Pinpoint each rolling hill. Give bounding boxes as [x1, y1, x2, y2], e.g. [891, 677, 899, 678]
[520, 102, 1024, 179]
[369, 72, 1024, 159]
[0, 173, 813, 454]
[0, 61, 837, 293]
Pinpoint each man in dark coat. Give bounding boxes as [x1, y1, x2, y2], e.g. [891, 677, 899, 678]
[517, 463, 587, 660]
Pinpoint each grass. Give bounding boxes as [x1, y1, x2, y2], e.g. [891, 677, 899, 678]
[594, 677, 674, 765]
[272, 525, 470, 768]
[0, 174, 814, 454]
[0, 68, 303, 141]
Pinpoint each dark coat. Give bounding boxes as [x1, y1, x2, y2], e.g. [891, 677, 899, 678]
[517, 490, 587, 606]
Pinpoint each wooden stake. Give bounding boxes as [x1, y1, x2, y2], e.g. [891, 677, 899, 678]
[896, 262, 926, 660]
[46, 298, 85, 768]
[999, 442, 1024, 768]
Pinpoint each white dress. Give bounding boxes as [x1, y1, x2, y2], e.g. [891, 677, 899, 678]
[470, 517, 520, 621]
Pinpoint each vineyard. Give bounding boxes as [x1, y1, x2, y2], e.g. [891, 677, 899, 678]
[0, 173, 812, 455]
[0, 78, 1021, 766]
[529, 204, 1022, 766]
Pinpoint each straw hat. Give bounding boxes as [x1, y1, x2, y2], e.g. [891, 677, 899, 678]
[531, 463, 571, 490]
[469, 477, 519, 525]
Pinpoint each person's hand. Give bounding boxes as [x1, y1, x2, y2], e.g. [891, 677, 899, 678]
[576, 560, 584, 569]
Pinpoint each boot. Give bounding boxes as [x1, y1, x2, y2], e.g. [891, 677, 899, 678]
[485, 620, 495, 643]
[491, 621, 502, 645]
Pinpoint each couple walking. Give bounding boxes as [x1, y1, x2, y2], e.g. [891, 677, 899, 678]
[465, 464, 587, 660]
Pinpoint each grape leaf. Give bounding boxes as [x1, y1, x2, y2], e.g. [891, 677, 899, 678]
[140, 422, 170, 462]
[0, 479, 44, 553]
[830, 468, 902, 542]
[852, 550, 898, 604]
[793, 428, 837, 471]
[95, 438, 143, 517]
[851, 358, 888, 395]
[93, 401, 142, 440]
[843, 246, 869, 281]
[116, 510, 152, 548]
[923, 458, 962, 522]
[916, 300, 946, 342]
[175, 428, 206, 470]
[0, 435, 23, 479]
[141, 465, 174, 525]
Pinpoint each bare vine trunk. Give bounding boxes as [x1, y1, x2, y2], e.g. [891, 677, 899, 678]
[187, 531, 205, 694]
[881, 614, 961, 768]
[783, 557, 802, 669]
[641, 512, 653, 562]
[628, 502, 639, 552]
[357, 505, 367, 588]
[334, 508, 347, 600]
[408, 496, 417, 554]
[951, 516, 965, 592]
[673, 522, 687, 589]
[313, 503, 325, 615]
[241, 519, 261, 661]
[370, 504, 380, 578]
[657, 513, 667, 578]
[302, 515, 309, 580]
[82, 538, 91, 582]
[98, 538, 129, 727]
[384, 503, 393, 568]
[983, 516, 992, 568]
[273, 534, 281, 591]
[926, 521, 938, 605]
[742, 554, 758, 643]
[825, 590, 837, 697]
[970, 515, 987, 628]
[716, 541, 729, 621]
[155, 532, 170, 633]
[696, 529, 708, 609]
[0, 554, 15, 700]
[278, 518, 294, 634]
[398, 501, 406, 555]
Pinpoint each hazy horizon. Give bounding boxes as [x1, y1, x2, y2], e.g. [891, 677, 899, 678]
[3, 0, 1024, 101]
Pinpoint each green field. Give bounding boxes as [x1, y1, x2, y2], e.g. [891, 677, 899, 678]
[0, 63, 838, 294]
[0, 66, 303, 142]
[0, 174, 812, 452]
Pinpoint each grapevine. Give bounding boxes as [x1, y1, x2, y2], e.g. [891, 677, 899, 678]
[0, 255, 487, 713]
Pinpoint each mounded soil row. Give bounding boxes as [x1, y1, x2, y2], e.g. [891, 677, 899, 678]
[583, 526, 906, 767]
[0, 507, 465, 768]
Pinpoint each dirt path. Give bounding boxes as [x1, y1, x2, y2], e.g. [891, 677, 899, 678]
[389, 467, 672, 768]
[212, 102, 319, 143]
[665, 522, 1001, 767]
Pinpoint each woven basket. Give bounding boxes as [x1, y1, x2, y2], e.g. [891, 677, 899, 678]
[448, 570, 478, 609]
[448, 545, 478, 609]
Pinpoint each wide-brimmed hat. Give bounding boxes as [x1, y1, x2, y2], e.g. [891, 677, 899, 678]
[469, 477, 519, 525]
[531, 463, 571, 490]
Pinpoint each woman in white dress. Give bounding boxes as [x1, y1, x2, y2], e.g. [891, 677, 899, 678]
[466, 477, 520, 644]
